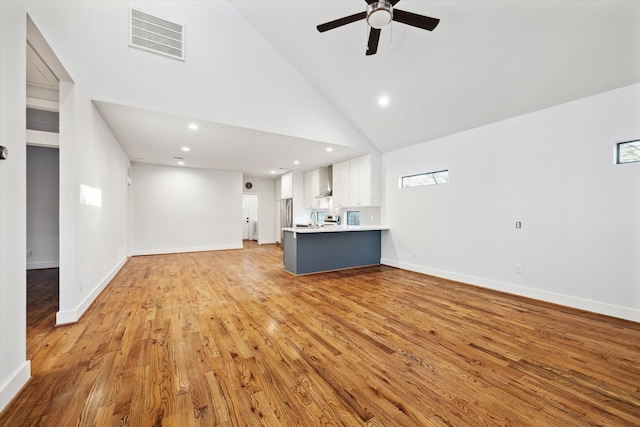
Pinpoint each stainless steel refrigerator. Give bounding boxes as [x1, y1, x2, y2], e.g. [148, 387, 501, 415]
[280, 198, 292, 245]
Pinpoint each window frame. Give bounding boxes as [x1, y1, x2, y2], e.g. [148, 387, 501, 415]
[616, 139, 640, 165]
[346, 211, 360, 226]
[400, 169, 449, 188]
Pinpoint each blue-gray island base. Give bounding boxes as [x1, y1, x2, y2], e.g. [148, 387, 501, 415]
[283, 229, 382, 275]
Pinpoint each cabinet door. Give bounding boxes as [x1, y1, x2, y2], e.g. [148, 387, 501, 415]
[332, 160, 350, 207]
[349, 154, 381, 207]
[367, 153, 381, 206]
[281, 172, 293, 199]
[356, 155, 372, 206]
[304, 170, 316, 209]
[349, 155, 367, 206]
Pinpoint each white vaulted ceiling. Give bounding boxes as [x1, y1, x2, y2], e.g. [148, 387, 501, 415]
[84, 0, 640, 177]
[231, 0, 640, 152]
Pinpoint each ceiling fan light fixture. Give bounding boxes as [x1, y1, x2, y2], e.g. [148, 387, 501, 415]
[317, 0, 439, 56]
[367, 1, 393, 29]
[368, 11, 391, 29]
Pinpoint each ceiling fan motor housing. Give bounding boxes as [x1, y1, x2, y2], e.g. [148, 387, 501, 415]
[367, 1, 393, 29]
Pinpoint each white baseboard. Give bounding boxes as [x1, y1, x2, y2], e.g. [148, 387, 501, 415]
[0, 360, 31, 413]
[26, 260, 59, 270]
[131, 244, 243, 256]
[56, 256, 128, 325]
[381, 258, 640, 323]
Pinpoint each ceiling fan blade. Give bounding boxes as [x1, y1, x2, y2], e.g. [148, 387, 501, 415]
[317, 11, 367, 32]
[366, 27, 381, 56]
[392, 9, 440, 31]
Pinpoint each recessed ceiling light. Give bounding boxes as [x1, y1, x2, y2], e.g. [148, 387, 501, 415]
[326, 147, 333, 152]
[177, 161, 185, 166]
[188, 123, 198, 130]
[378, 95, 390, 106]
[182, 147, 190, 152]
[270, 170, 276, 174]
[293, 160, 300, 165]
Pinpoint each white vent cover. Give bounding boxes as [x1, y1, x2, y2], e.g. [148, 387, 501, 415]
[130, 8, 184, 60]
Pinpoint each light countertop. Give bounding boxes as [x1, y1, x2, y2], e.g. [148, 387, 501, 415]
[282, 225, 389, 234]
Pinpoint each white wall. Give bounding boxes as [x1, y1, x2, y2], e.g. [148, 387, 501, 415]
[27, 146, 59, 270]
[132, 163, 243, 255]
[382, 83, 640, 322]
[56, 94, 131, 325]
[24, 1, 373, 152]
[0, 2, 30, 412]
[16, 5, 140, 328]
[243, 176, 277, 245]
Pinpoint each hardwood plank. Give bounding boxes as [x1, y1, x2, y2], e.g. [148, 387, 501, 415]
[2, 242, 639, 426]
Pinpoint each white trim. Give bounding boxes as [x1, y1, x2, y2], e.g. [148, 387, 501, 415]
[56, 256, 128, 325]
[26, 129, 59, 147]
[381, 258, 640, 323]
[27, 260, 59, 270]
[131, 244, 243, 256]
[0, 361, 31, 413]
[27, 16, 73, 83]
[26, 96, 58, 112]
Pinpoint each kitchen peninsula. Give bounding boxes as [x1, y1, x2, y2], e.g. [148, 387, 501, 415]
[282, 226, 389, 275]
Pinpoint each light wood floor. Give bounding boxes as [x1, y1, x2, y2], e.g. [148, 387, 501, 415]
[2, 242, 639, 426]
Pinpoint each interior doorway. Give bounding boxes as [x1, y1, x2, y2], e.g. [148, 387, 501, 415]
[26, 30, 60, 338]
[242, 194, 259, 241]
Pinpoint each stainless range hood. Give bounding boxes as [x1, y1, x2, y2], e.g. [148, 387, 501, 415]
[315, 165, 333, 198]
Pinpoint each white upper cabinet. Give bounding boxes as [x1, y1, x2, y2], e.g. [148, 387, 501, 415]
[281, 171, 293, 199]
[333, 153, 380, 207]
[350, 153, 380, 206]
[304, 167, 329, 209]
[332, 160, 350, 207]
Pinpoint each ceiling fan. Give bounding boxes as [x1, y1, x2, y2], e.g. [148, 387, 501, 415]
[317, 0, 440, 56]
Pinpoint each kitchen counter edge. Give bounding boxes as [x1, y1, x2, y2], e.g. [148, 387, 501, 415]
[282, 225, 390, 234]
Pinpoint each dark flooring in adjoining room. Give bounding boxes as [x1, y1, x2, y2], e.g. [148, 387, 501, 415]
[26, 267, 59, 360]
[3, 242, 640, 426]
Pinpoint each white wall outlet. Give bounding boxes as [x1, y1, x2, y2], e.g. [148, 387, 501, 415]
[412, 251, 417, 259]
[79, 280, 83, 291]
[515, 264, 523, 274]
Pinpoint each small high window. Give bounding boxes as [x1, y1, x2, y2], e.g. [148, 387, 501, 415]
[401, 170, 449, 188]
[617, 140, 640, 164]
[346, 211, 360, 226]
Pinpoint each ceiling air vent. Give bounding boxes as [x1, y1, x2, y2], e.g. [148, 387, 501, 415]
[130, 8, 184, 60]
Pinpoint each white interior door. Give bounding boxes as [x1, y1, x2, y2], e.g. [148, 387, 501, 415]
[242, 195, 250, 240]
[249, 195, 259, 240]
